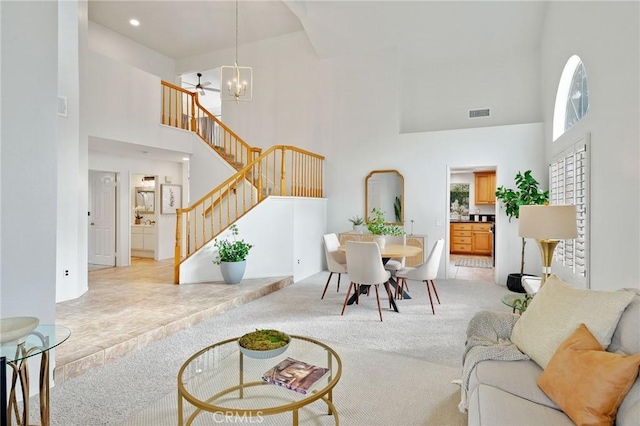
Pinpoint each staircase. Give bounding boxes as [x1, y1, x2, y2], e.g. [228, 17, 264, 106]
[161, 81, 325, 283]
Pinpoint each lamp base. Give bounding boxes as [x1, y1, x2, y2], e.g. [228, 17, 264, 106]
[536, 239, 560, 285]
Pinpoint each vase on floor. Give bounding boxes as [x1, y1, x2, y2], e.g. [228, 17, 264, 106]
[220, 260, 247, 284]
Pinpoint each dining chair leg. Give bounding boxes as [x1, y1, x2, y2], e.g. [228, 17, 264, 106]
[355, 284, 360, 304]
[321, 272, 334, 299]
[374, 284, 383, 321]
[384, 281, 393, 309]
[336, 273, 342, 292]
[394, 279, 400, 300]
[424, 280, 435, 315]
[341, 282, 355, 315]
[430, 280, 441, 304]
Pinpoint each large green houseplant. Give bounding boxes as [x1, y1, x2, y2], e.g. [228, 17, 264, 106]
[213, 224, 254, 284]
[495, 170, 549, 292]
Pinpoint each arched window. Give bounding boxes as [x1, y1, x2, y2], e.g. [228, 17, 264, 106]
[553, 55, 590, 141]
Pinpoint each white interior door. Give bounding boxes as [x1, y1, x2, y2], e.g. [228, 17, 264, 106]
[89, 171, 116, 265]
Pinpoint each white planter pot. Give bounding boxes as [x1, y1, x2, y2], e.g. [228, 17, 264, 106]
[374, 236, 386, 249]
[220, 260, 247, 284]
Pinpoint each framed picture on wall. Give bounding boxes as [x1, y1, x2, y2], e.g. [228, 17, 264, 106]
[161, 184, 182, 214]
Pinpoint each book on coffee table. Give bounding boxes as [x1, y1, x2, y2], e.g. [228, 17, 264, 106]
[261, 357, 330, 395]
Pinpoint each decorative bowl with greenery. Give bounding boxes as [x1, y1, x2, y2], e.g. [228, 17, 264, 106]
[238, 329, 291, 359]
[213, 224, 253, 264]
[367, 208, 405, 236]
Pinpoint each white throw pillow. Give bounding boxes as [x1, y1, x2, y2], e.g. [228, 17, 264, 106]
[511, 274, 635, 369]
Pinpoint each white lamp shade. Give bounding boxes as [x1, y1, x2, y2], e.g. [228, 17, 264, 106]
[518, 205, 578, 239]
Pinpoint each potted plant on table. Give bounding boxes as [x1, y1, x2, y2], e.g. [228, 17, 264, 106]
[495, 170, 549, 293]
[348, 215, 365, 232]
[213, 224, 254, 284]
[367, 208, 405, 248]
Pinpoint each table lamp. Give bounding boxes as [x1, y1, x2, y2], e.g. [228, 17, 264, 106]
[518, 205, 578, 285]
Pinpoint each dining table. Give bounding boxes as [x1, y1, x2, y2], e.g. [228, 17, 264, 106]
[339, 243, 423, 313]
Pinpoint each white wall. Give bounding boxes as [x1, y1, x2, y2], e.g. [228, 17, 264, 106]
[88, 151, 184, 265]
[0, 0, 58, 396]
[88, 21, 176, 82]
[57, 0, 90, 303]
[88, 51, 194, 154]
[189, 138, 236, 203]
[541, 2, 640, 291]
[400, 48, 541, 133]
[1, 0, 58, 322]
[180, 197, 327, 284]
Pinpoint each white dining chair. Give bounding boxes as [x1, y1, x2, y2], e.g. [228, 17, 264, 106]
[341, 241, 392, 321]
[395, 239, 445, 315]
[321, 233, 348, 299]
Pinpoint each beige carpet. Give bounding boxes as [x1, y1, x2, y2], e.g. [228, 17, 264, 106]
[123, 342, 466, 426]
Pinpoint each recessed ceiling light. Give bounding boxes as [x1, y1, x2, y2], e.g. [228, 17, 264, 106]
[129, 19, 140, 27]
[182, 157, 190, 161]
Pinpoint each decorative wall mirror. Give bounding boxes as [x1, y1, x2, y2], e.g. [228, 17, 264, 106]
[135, 187, 155, 214]
[365, 170, 404, 224]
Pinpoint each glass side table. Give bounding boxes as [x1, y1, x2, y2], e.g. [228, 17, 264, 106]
[0, 325, 71, 426]
[501, 293, 533, 314]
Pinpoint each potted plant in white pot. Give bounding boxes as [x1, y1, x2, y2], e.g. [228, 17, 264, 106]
[348, 215, 365, 232]
[367, 208, 405, 248]
[495, 170, 549, 292]
[213, 224, 254, 284]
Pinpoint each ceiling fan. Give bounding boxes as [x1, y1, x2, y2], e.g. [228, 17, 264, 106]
[183, 73, 220, 96]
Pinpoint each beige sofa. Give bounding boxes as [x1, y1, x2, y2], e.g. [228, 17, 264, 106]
[466, 286, 640, 425]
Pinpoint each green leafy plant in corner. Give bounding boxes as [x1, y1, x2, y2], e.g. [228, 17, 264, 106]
[213, 224, 253, 264]
[495, 170, 549, 276]
[367, 208, 405, 236]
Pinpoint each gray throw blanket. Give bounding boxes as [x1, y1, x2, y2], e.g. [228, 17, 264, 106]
[458, 310, 529, 413]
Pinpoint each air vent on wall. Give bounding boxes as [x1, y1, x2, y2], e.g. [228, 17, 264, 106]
[469, 108, 490, 119]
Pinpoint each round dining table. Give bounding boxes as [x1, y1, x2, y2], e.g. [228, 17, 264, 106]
[338, 243, 423, 312]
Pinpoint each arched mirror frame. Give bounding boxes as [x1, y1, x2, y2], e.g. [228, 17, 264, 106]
[365, 169, 404, 225]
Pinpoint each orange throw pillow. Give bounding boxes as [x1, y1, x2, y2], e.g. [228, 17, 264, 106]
[537, 323, 640, 426]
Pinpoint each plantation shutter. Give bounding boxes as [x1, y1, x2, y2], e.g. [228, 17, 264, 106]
[549, 137, 589, 288]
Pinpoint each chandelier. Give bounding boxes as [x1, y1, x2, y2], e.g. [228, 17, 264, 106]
[221, 0, 253, 103]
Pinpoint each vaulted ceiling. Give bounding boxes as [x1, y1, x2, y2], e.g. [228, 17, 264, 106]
[88, 0, 549, 61]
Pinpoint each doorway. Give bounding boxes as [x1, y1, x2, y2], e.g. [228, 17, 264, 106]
[88, 170, 117, 269]
[447, 166, 496, 282]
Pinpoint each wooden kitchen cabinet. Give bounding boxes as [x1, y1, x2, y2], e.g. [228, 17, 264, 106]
[474, 171, 496, 205]
[450, 223, 472, 253]
[451, 222, 492, 255]
[471, 223, 492, 255]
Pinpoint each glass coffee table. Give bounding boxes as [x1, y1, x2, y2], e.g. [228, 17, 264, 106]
[178, 335, 342, 425]
[501, 293, 534, 313]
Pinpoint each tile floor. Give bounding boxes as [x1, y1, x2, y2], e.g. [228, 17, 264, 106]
[448, 254, 495, 281]
[54, 258, 291, 383]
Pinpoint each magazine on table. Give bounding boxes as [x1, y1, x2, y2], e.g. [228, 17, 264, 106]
[261, 357, 330, 395]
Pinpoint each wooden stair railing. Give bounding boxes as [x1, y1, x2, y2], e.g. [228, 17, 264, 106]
[174, 145, 324, 283]
[161, 81, 261, 170]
